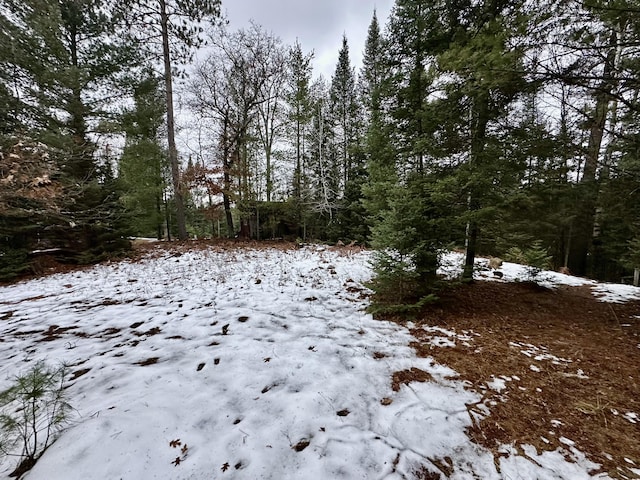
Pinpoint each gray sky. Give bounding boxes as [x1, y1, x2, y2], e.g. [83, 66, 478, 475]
[221, 0, 395, 80]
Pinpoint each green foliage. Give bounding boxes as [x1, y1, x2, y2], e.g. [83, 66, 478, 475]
[118, 74, 168, 239]
[368, 173, 454, 314]
[505, 240, 552, 282]
[0, 362, 72, 477]
[0, 249, 31, 282]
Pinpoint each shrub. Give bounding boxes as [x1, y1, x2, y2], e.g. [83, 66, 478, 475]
[0, 362, 72, 477]
[506, 240, 552, 282]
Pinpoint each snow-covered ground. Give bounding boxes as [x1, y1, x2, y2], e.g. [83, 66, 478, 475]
[0, 245, 638, 479]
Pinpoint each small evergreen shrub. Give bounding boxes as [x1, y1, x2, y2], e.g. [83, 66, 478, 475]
[505, 240, 552, 282]
[0, 362, 72, 477]
[367, 173, 453, 316]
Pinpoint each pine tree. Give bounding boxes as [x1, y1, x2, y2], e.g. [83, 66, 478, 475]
[365, 0, 458, 306]
[328, 35, 366, 242]
[359, 10, 384, 117]
[0, 0, 136, 266]
[361, 9, 396, 227]
[286, 40, 314, 234]
[329, 35, 361, 188]
[436, 0, 529, 280]
[118, 73, 168, 239]
[118, 0, 221, 240]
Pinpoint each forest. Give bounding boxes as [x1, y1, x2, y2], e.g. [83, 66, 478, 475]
[1, 0, 640, 299]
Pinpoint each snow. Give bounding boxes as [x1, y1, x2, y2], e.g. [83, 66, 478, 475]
[441, 251, 640, 303]
[0, 246, 636, 479]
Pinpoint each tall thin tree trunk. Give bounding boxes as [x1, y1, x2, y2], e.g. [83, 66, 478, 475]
[160, 0, 188, 240]
[462, 90, 490, 282]
[266, 149, 272, 202]
[568, 30, 618, 276]
[221, 123, 235, 237]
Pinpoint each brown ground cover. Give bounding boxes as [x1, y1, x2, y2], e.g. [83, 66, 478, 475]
[407, 281, 640, 479]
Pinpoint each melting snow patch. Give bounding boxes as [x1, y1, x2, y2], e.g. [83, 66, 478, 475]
[429, 336, 456, 348]
[562, 369, 589, 379]
[591, 283, 640, 303]
[511, 341, 571, 364]
[530, 364, 541, 372]
[420, 325, 475, 348]
[487, 376, 508, 392]
[623, 412, 638, 424]
[559, 437, 575, 447]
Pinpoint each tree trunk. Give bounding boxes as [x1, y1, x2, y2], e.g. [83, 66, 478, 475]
[265, 149, 272, 202]
[160, 0, 188, 241]
[462, 90, 490, 282]
[568, 31, 617, 276]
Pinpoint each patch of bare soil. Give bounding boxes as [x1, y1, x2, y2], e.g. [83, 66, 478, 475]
[405, 281, 640, 479]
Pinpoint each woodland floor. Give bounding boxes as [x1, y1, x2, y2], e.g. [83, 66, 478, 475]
[408, 281, 640, 479]
[5, 240, 640, 479]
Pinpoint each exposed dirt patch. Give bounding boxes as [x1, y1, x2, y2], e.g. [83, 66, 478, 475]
[403, 281, 640, 479]
[70, 368, 91, 380]
[391, 367, 435, 392]
[38, 325, 77, 342]
[135, 357, 159, 366]
[133, 327, 161, 337]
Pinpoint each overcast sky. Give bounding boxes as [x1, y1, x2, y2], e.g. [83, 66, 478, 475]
[220, 0, 395, 80]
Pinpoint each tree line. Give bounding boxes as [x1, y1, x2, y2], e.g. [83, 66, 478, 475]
[1, 0, 639, 297]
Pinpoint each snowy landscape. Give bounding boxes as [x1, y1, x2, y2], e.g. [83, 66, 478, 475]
[0, 244, 639, 479]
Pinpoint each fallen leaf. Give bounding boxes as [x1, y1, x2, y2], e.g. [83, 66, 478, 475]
[292, 439, 310, 451]
[221, 462, 230, 472]
[169, 439, 181, 448]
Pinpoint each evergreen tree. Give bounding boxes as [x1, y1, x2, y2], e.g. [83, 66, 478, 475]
[365, 0, 457, 305]
[0, 0, 135, 267]
[285, 41, 314, 234]
[329, 35, 361, 188]
[359, 10, 384, 117]
[361, 9, 396, 228]
[118, 74, 168, 239]
[436, 0, 529, 280]
[328, 35, 366, 242]
[118, 0, 222, 240]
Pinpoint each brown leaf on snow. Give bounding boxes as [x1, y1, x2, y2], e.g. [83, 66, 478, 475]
[292, 439, 310, 452]
[221, 462, 230, 472]
[169, 439, 181, 448]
